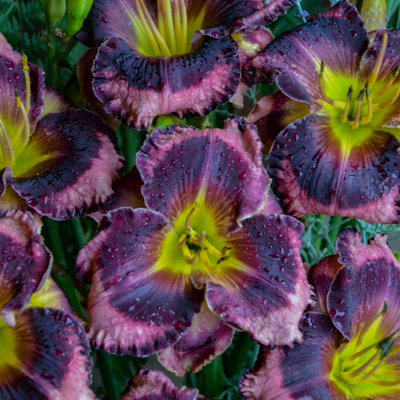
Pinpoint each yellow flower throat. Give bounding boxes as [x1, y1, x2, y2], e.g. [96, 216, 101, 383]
[330, 303, 400, 399]
[131, 0, 205, 56]
[319, 33, 400, 130]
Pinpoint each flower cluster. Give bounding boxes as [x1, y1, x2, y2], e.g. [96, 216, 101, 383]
[2, 0, 400, 399]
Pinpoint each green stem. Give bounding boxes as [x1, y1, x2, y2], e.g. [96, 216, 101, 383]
[45, 218, 67, 267]
[70, 218, 87, 250]
[200, 356, 225, 398]
[328, 216, 342, 246]
[224, 332, 254, 379]
[97, 351, 120, 400]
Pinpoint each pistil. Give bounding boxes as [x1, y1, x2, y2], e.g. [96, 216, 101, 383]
[350, 90, 364, 129]
[340, 86, 353, 123]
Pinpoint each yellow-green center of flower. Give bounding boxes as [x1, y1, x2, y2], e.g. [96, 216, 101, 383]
[330, 304, 400, 399]
[319, 34, 400, 156]
[0, 318, 18, 369]
[0, 55, 32, 171]
[131, 0, 205, 56]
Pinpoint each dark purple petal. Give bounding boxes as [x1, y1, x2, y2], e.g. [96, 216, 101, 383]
[76, 207, 204, 357]
[0, 210, 51, 326]
[121, 369, 198, 400]
[157, 301, 234, 375]
[269, 114, 400, 223]
[239, 312, 341, 400]
[10, 108, 124, 220]
[91, 36, 240, 129]
[137, 117, 268, 234]
[194, 214, 311, 347]
[0, 307, 95, 400]
[329, 227, 400, 339]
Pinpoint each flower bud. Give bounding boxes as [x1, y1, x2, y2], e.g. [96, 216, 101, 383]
[66, 0, 94, 36]
[39, 0, 66, 29]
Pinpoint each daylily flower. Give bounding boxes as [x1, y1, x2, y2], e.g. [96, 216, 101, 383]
[0, 33, 124, 220]
[121, 369, 203, 399]
[76, 117, 311, 375]
[0, 210, 96, 399]
[250, 0, 400, 224]
[75, 0, 295, 129]
[240, 227, 400, 400]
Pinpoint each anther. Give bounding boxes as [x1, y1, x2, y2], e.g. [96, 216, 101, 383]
[369, 33, 388, 88]
[340, 85, 353, 123]
[350, 90, 364, 129]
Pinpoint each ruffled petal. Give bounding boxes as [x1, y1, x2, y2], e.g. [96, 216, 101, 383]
[258, 189, 283, 215]
[10, 108, 124, 220]
[0, 307, 95, 400]
[91, 35, 240, 129]
[157, 301, 234, 375]
[76, 207, 204, 357]
[269, 114, 400, 224]
[77, 48, 120, 131]
[239, 312, 341, 400]
[328, 227, 400, 340]
[121, 369, 198, 400]
[194, 214, 311, 347]
[41, 86, 70, 117]
[248, 90, 309, 154]
[0, 210, 51, 326]
[251, 0, 368, 111]
[0, 33, 44, 131]
[137, 117, 268, 234]
[308, 255, 342, 314]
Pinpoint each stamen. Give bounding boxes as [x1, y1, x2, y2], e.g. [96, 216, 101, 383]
[177, 233, 187, 247]
[180, 0, 188, 52]
[369, 33, 388, 88]
[360, 83, 373, 125]
[182, 244, 199, 264]
[160, 0, 177, 55]
[350, 90, 364, 130]
[371, 66, 400, 100]
[372, 83, 400, 111]
[367, 377, 400, 387]
[192, 230, 206, 245]
[185, 203, 198, 233]
[0, 119, 15, 165]
[202, 238, 223, 258]
[340, 85, 353, 123]
[0, 125, 10, 165]
[200, 250, 215, 270]
[172, 0, 182, 54]
[21, 55, 31, 113]
[15, 89, 31, 150]
[319, 59, 346, 109]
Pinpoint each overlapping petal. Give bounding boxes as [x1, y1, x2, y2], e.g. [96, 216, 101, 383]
[329, 228, 400, 339]
[251, 1, 368, 111]
[137, 117, 268, 234]
[0, 210, 51, 326]
[157, 301, 234, 375]
[193, 214, 310, 347]
[121, 369, 198, 400]
[76, 207, 204, 356]
[269, 114, 400, 223]
[9, 108, 124, 220]
[239, 312, 341, 400]
[91, 35, 240, 129]
[0, 307, 95, 400]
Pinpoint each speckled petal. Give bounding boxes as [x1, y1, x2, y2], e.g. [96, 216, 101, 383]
[0, 33, 44, 131]
[251, 1, 368, 111]
[0, 210, 51, 326]
[10, 108, 124, 220]
[157, 301, 234, 375]
[91, 35, 240, 129]
[269, 114, 400, 224]
[121, 369, 198, 400]
[239, 312, 340, 400]
[308, 255, 342, 314]
[76, 207, 204, 357]
[328, 227, 400, 340]
[194, 214, 311, 347]
[0, 307, 95, 400]
[248, 90, 309, 154]
[137, 117, 268, 234]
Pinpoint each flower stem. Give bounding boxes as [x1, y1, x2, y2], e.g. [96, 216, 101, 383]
[97, 351, 121, 400]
